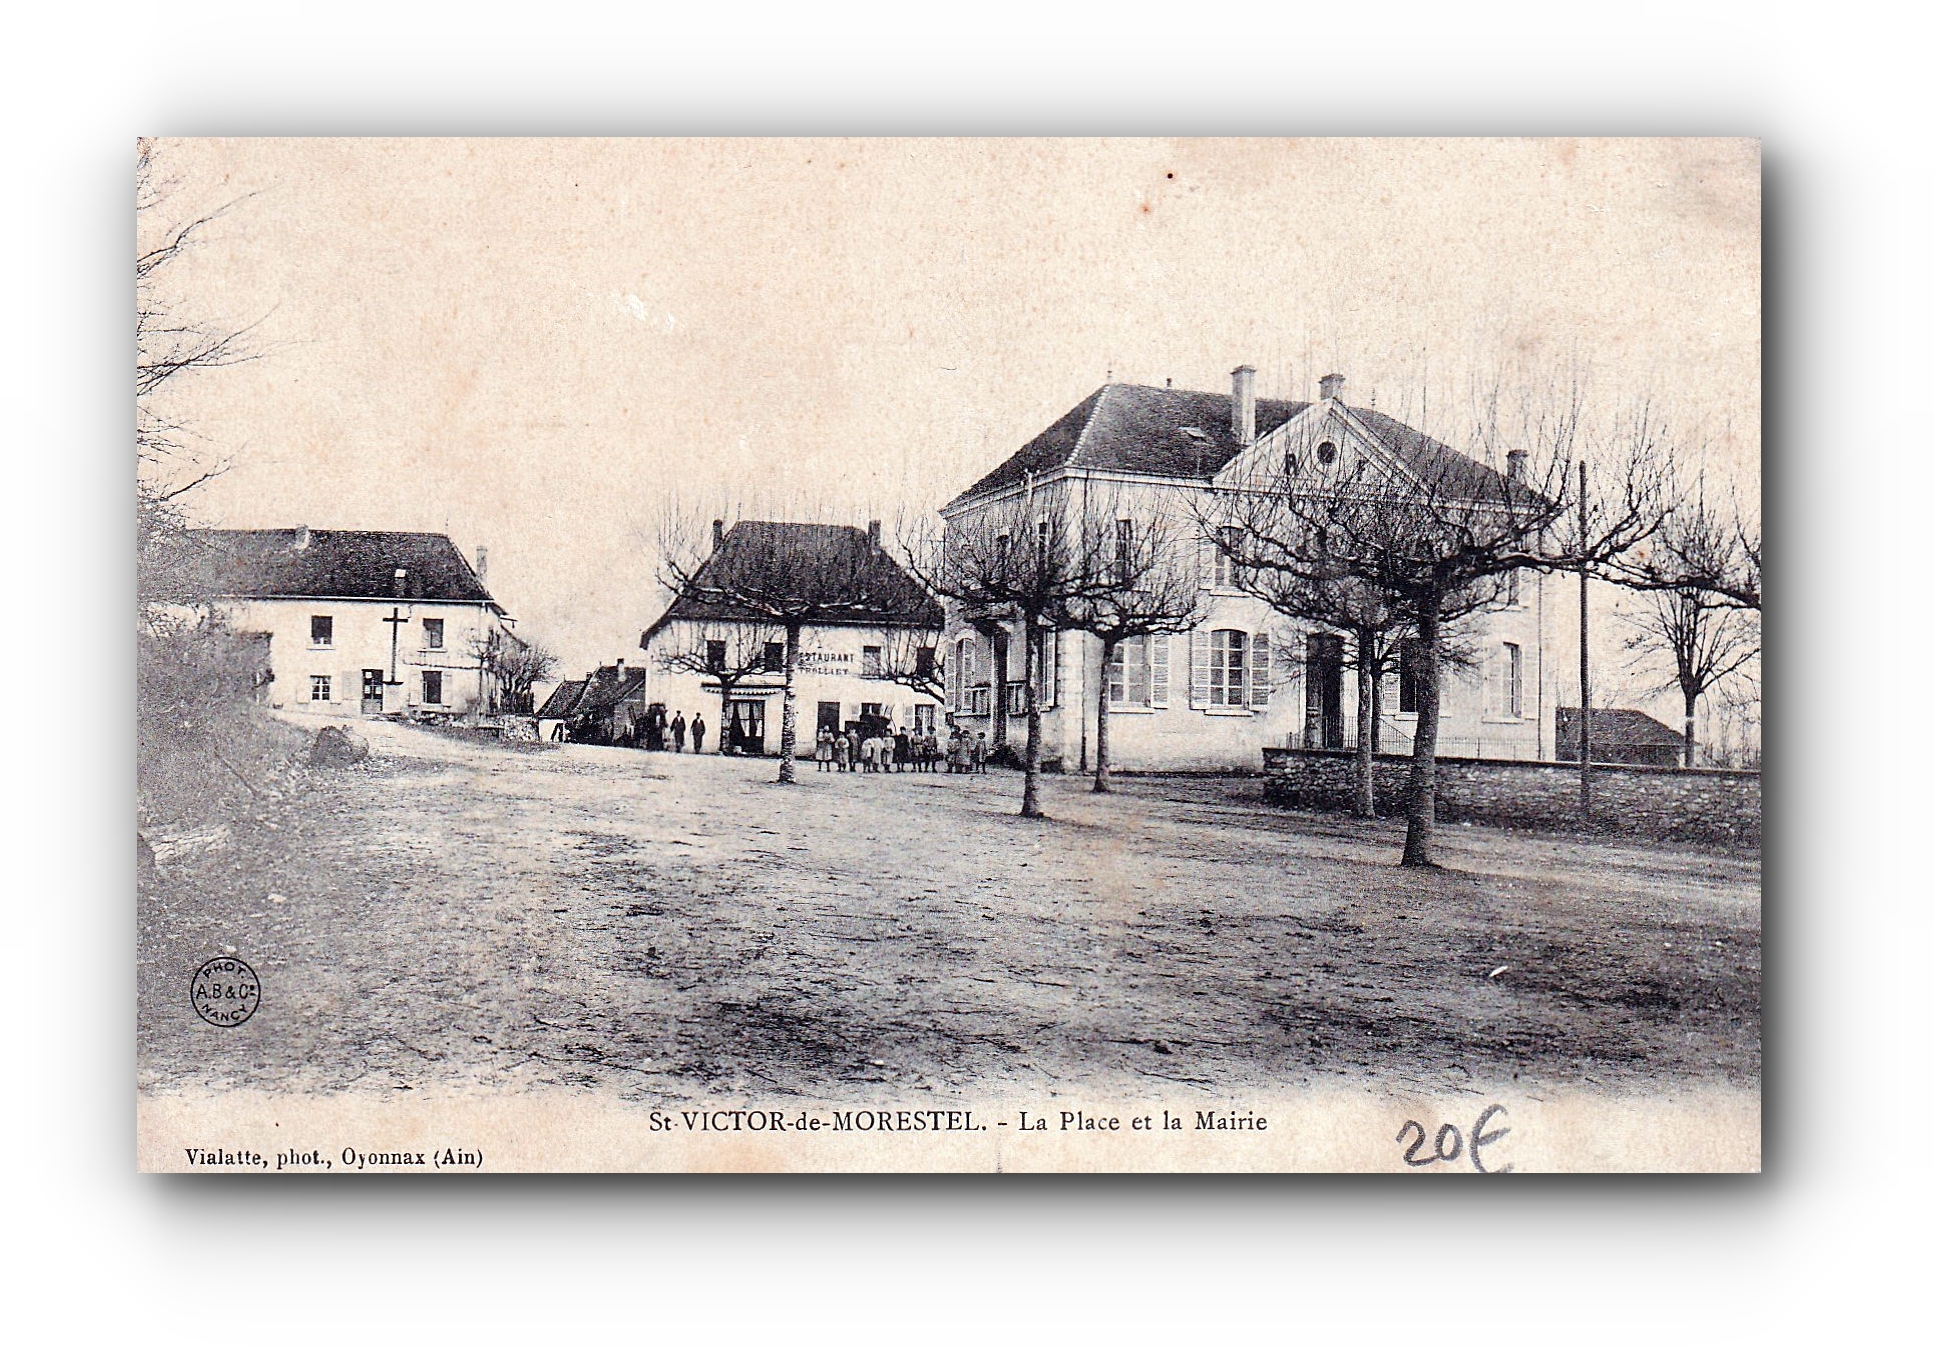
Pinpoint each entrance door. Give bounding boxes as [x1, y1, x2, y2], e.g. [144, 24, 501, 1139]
[1305, 635, 1345, 749]
[816, 701, 841, 736]
[726, 699, 767, 754]
[362, 669, 385, 715]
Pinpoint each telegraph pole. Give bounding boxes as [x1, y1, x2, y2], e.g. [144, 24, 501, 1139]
[1577, 459, 1593, 819]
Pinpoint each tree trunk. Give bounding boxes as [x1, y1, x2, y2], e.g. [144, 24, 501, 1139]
[1021, 627, 1045, 818]
[1682, 684, 1699, 769]
[1353, 624, 1376, 818]
[1370, 656, 1383, 754]
[990, 626, 1011, 753]
[776, 624, 801, 783]
[1093, 635, 1116, 793]
[1401, 594, 1442, 868]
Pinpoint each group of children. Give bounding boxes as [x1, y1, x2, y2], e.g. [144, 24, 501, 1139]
[812, 726, 990, 775]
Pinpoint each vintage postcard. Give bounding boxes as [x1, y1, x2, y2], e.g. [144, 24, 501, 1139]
[135, 137, 1760, 1172]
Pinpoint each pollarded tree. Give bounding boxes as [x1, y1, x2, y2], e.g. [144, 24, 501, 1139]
[646, 615, 787, 749]
[1242, 562, 1410, 817]
[656, 511, 940, 783]
[1058, 498, 1202, 793]
[1209, 387, 1670, 867]
[873, 623, 946, 707]
[1608, 470, 1762, 613]
[906, 474, 1120, 818]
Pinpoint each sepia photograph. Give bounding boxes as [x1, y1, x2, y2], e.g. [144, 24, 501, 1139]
[134, 136, 1761, 1172]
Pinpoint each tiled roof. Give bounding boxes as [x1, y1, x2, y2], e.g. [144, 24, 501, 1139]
[191, 529, 500, 607]
[647, 521, 943, 639]
[576, 667, 649, 712]
[535, 680, 588, 718]
[946, 382, 1516, 506]
[536, 668, 649, 719]
[1557, 707, 1685, 748]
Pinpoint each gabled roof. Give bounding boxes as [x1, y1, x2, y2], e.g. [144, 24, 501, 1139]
[577, 667, 649, 712]
[190, 529, 501, 608]
[536, 667, 649, 719]
[535, 680, 589, 719]
[645, 521, 944, 641]
[945, 382, 1517, 507]
[1557, 706, 1685, 749]
[948, 384, 1308, 507]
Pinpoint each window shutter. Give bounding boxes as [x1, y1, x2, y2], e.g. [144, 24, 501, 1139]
[1251, 631, 1271, 707]
[1484, 647, 1501, 716]
[1198, 539, 1214, 588]
[1049, 630, 1061, 709]
[1150, 634, 1170, 708]
[1190, 628, 1209, 708]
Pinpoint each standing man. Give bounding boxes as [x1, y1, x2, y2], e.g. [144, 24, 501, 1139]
[671, 711, 687, 753]
[894, 726, 911, 774]
[691, 713, 706, 755]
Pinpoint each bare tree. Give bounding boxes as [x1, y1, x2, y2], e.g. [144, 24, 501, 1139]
[1607, 471, 1762, 612]
[1620, 585, 1760, 768]
[656, 510, 936, 783]
[1242, 562, 1411, 817]
[474, 628, 559, 715]
[136, 137, 263, 604]
[647, 616, 787, 750]
[874, 624, 946, 705]
[906, 475, 1118, 818]
[1059, 498, 1202, 793]
[1209, 385, 1670, 867]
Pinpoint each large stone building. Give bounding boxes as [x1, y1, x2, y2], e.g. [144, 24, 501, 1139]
[195, 527, 513, 719]
[938, 369, 1557, 772]
[640, 519, 944, 755]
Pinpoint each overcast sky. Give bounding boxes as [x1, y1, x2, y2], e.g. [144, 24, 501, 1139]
[150, 137, 1759, 691]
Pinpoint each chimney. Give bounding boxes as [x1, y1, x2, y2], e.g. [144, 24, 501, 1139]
[616, 658, 626, 677]
[711, 518, 725, 551]
[294, 525, 312, 550]
[1231, 365, 1257, 445]
[867, 519, 882, 548]
[475, 545, 488, 583]
[392, 567, 408, 598]
[1319, 372, 1346, 401]
[1506, 449, 1529, 482]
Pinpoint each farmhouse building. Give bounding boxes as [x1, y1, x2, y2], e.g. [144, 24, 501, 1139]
[641, 520, 944, 755]
[1555, 707, 1686, 768]
[938, 369, 1557, 772]
[195, 527, 513, 719]
[535, 661, 651, 745]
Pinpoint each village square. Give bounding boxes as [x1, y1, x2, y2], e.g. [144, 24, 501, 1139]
[135, 138, 1760, 1132]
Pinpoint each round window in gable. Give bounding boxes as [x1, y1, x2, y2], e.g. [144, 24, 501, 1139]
[1316, 440, 1339, 466]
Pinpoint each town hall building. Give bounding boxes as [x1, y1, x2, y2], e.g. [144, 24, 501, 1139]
[938, 368, 1557, 772]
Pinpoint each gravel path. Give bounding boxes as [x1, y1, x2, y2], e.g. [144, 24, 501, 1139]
[138, 719, 1760, 1106]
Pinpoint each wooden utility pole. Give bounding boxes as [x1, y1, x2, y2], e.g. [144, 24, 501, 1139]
[1577, 459, 1593, 818]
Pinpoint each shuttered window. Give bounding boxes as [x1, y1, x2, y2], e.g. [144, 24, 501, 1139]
[1150, 633, 1170, 708]
[1209, 629, 1248, 707]
[1190, 628, 1210, 707]
[1189, 627, 1271, 709]
[1109, 636, 1152, 708]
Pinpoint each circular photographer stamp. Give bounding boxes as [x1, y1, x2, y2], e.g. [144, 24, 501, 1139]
[191, 957, 261, 1027]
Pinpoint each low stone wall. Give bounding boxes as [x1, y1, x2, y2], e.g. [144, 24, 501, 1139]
[1261, 748, 1760, 846]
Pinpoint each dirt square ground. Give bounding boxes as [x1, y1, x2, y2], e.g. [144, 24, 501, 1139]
[137, 718, 1760, 1108]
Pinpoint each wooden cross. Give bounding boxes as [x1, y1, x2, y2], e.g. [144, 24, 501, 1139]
[382, 606, 410, 685]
